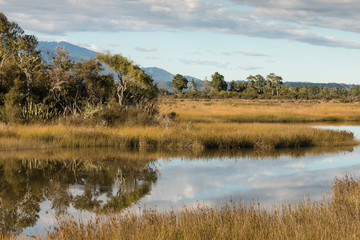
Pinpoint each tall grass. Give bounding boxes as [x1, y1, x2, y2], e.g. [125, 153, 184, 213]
[0, 123, 357, 151]
[160, 99, 360, 123]
[9, 174, 356, 240]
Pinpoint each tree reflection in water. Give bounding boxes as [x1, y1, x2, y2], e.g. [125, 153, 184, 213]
[0, 155, 158, 235]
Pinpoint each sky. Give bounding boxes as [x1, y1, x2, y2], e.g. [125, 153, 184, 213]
[1, 0, 360, 83]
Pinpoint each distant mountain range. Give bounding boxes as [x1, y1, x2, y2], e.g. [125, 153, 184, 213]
[38, 41, 97, 63]
[38, 41, 357, 91]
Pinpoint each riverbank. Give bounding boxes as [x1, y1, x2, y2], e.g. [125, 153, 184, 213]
[0, 123, 357, 151]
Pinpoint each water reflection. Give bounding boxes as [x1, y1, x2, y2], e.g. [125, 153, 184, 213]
[0, 130, 359, 235]
[0, 153, 158, 235]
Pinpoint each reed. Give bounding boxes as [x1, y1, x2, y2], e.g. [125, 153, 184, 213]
[11, 174, 357, 240]
[0, 123, 356, 151]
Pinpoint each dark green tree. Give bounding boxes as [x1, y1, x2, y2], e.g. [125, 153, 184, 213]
[171, 74, 188, 93]
[74, 58, 114, 105]
[210, 72, 227, 92]
[229, 80, 237, 92]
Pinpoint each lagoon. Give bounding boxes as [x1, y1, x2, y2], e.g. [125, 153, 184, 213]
[2, 126, 360, 236]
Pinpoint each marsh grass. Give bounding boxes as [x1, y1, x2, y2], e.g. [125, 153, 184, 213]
[0, 123, 356, 151]
[8, 174, 357, 240]
[160, 99, 360, 123]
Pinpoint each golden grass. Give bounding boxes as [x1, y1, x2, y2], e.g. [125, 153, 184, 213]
[0, 123, 357, 151]
[9, 174, 359, 240]
[160, 99, 360, 123]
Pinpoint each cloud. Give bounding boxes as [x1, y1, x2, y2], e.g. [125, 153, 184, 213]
[238, 65, 263, 71]
[180, 58, 228, 67]
[2, 0, 360, 49]
[135, 47, 157, 52]
[237, 51, 268, 57]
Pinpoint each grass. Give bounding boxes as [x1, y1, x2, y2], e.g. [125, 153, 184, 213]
[6, 174, 359, 240]
[160, 99, 360, 123]
[0, 122, 357, 151]
[0, 99, 359, 151]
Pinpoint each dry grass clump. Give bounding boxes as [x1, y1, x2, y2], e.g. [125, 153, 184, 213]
[18, 175, 358, 240]
[0, 123, 356, 151]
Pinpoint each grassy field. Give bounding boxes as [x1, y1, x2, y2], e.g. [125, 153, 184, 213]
[4, 174, 358, 240]
[160, 99, 360, 123]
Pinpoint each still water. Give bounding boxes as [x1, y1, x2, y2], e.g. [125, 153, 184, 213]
[1, 126, 360, 235]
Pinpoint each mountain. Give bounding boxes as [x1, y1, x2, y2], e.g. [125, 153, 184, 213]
[141, 67, 203, 90]
[38, 41, 97, 63]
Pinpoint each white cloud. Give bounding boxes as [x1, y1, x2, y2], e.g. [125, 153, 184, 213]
[237, 51, 268, 57]
[238, 65, 263, 71]
[135, 47, 157, 52]
[2, 0, 360, 49]
[180, 58, 228, 67]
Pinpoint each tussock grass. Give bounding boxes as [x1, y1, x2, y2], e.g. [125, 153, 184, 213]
[160, 99, 360, 123]
[9, 174, 357, 240]
[0, 123, 356, 151]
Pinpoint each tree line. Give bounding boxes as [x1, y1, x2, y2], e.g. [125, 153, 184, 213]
[0, 12, 158, 124]
[170, 72, 360, 101]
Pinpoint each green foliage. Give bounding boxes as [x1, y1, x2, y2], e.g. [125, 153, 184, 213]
[74, 58, 114, 105]
[171, 74, 188, 93]
[96, 52, 158, 107]
[3, 78, 26, 123]
[210, 72, 227, 92]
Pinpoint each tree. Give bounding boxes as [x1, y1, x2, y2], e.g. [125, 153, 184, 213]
[229, 80, 237, 92]
[96, 52, 158, 107]
[201, 77, 211, 93]
[266, 73, 283, 97]
[0, 12, 24, 84]
[15, 34, 42, 100]
[247, 74, 266, 94]
[210, 72, 227, 92]
[171, 74, 188, 94]
[47, 47, 80, 115]
[190, 79, 198, 92]
[74, 58, 114, 105]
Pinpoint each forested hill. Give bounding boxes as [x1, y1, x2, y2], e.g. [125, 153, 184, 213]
[283, 82, 357, 89]
[38, 41, 355, 90]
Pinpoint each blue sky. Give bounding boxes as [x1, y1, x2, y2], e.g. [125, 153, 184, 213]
[2, 0, 360, 83]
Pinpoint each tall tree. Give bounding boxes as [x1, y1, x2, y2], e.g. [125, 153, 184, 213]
[171, 74, 188, 94]
[48, 47, 80, 115]
[266, 73, 283, 97]
[0, 13, 24, 82]
[229, 80, 237, 92]
[96, 52, 158, 106]
[210, 72, 227, 91]
[190, 79, 198, 92]
[74, 58, 114, 105]
[247, 74, 266, 94]
[15, 34, 42, 100]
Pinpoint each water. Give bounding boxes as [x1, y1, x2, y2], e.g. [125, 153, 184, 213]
[1, 126, 360, 235]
